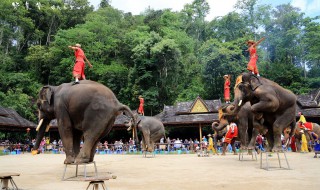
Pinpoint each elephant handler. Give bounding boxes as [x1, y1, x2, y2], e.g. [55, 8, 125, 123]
[223, 75, 231, 103]
[207, 134, 218, 155]
[222, 122, 238, 155]
[246, 37, 265, 77]
[68, 44, 92, 85]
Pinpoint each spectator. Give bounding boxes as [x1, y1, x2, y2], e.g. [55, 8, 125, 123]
[207, 134, 218, 155]
[256, 134, 264, 152]
[300, 130, 309, 153]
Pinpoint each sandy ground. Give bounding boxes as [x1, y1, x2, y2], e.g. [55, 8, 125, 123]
[0, 151, 319, 190]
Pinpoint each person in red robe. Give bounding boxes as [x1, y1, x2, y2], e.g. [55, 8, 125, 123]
[246, 37, 265, 77]
[138, 95, 144, 116]
[68, 44, 92, 85]
[223, 75, 231, 103]
[222, 122, 238, 155]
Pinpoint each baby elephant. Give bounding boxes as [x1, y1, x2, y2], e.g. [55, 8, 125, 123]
[126, 116, 165, 152]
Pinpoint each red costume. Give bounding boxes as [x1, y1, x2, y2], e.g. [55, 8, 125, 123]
[224, 78, 230, 102]
[247, 46, 259, 75]
[138, 97, 144, 115]
[290, 136, 296, 152]
[73, 48, 86, 80]
[224, 123, 238, 144]
[299, 122, 313, 131]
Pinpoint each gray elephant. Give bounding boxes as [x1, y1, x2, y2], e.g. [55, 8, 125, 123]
[228, 73, 297, 151]
[212, 102, 261, 154]
[293, 122, 320, 152]
[32, 80, 137, 164]
[126, 115, 165, 153]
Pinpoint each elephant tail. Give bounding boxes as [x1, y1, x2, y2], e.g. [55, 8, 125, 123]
[118, 104, 139, 143]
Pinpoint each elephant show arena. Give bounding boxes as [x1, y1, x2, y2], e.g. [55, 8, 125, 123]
[0, 152, 319, 190]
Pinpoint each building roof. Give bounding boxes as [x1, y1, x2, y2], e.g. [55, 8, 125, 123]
[0, 107, 36, 131]
[154, 96, 221, 127]
[297, 89, 320, 108]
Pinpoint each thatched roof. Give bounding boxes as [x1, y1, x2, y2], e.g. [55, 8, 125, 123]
[0, 107, 36, 131]
[297, 89, 320, 108]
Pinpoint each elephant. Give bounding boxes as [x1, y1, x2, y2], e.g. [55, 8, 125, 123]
[212, 102, 261, 155]
[293, 122, 320, 152]
[126, 114, 165, 153]
[227, 72, 297, 152]
[33, 80, 137, 164]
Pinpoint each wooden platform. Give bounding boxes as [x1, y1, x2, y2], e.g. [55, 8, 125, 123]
[0, 172, 20, 190]
[62, 161, 98, 181]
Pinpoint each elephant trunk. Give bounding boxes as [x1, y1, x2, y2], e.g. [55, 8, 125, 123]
[32, 119, 50, 155]
[212, 121, 228, 132]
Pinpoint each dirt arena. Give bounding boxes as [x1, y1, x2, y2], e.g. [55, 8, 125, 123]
[0, 152, 319, 190]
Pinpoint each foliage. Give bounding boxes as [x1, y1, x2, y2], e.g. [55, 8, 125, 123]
[0, 0, 319, 121]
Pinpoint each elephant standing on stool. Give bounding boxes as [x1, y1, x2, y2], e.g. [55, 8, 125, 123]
[126, 115, 165, 153]
[212, 102, 262, 155]
[228, 73, 297, 152]
[33, 80, 137, 164]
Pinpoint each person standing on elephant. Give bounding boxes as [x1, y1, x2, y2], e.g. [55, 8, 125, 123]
[298, 112, 307, 129]
[207, 134, 218, 155]
[246, 37, 265, 77]
[138, 95, 144, 116]
[68, 43, 92, 85]
[223, 75, 231, 103]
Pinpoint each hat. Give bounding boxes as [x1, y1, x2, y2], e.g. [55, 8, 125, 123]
[207, 134, 212, 137]
[223, 75, 229, 79]
[75, 43, 81, 47]
[246, 40, 255, 45]
[138, 95, 143, 98]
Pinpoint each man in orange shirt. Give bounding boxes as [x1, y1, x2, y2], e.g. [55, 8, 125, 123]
[68, 44, 92, 85]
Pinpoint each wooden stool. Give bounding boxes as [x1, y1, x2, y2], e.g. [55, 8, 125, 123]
[238, 149, 257, 161]
[84, 176, 116, 190]
[62, 161, 98, 180]
[0, 172, 20, 190]
[260, 151, 291, 170]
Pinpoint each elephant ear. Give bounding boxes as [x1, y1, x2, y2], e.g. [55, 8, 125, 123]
[41, 86, 53, 105]
[249, 74, 262, 91]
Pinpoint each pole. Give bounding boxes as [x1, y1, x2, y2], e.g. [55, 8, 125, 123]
[199, 123, 202, 142]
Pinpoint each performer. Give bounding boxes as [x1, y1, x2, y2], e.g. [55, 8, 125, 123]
[68, 44, 92, 85]
[223, 75, 231, 103]
[298, 112, 307, 129]
[246, 37, 265, 77]
[222, 122, 238, 155]
[300, 130, 309, 153]
[138, 95, 144, 116]
[207, 134, 218, 155]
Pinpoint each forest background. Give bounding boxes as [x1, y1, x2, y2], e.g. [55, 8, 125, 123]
[1, 0, 320, 125]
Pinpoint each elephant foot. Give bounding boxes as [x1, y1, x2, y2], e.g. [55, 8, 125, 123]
[272, 146, 283, 152]
[247, 145, 254, 150]
[147, 147, 153, 152]
[75, 157, 90, 164]
[64, 156, 75, 164]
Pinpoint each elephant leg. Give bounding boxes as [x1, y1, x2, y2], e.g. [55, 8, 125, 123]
[272, 110, 295, 152]
[231, 139, 237, 155]
[73, 129, 82, 158]
[248, 128, 259, 150]
[77, 115, 114, 163]
[265, 128, 274, 152]
[222, 142, 227, 155]
[57, 116, 75, 164]
[142, 130, 152, 152]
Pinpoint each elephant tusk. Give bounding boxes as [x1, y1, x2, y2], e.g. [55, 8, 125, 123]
[127, 126, 132, 131]
[36, 119, 44, 131]
[45, 124, 50, 132]
[238, 100, 242, 106]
